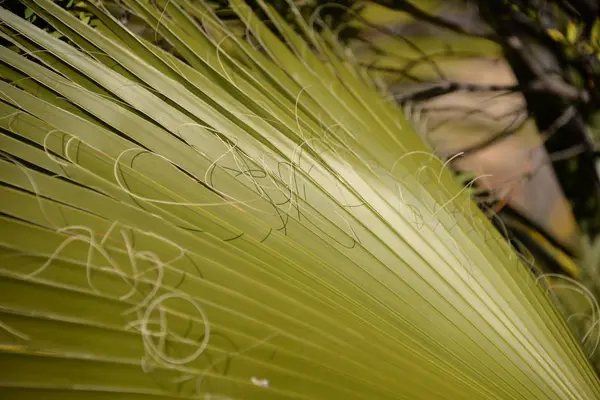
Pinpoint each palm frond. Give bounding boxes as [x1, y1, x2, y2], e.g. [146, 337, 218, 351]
[0, 1, 599, 399]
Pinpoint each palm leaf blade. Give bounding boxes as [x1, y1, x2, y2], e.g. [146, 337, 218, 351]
[0, 1, 599, 399]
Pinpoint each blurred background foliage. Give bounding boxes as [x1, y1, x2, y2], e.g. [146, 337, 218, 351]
[6, 0, 600, 371]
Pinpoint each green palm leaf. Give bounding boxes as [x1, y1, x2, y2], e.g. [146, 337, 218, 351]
[0, 0, 599, 398]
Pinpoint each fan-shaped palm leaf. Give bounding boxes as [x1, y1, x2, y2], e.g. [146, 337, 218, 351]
[0, 1, 599, 399]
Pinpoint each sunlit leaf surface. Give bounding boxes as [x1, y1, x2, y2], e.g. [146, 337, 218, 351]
[0, 1, 599, 399]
